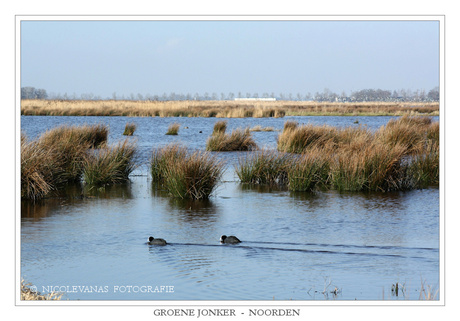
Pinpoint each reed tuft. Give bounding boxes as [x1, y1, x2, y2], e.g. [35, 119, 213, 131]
[150, 144, 224, 199]
[123, 122, 137, 136]
[166, 123, 180, 135]
[212, 120, 228, 135]
[82, 139, 137, 187]
[287, 147, 331, 191]
[21, 124, 109, 199]
[206, 128, 257, 151]
[236, 149, 292, 185]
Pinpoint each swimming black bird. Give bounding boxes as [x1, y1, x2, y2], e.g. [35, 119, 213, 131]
[220, 235, 241, 244]
[147, 236, 167, 245]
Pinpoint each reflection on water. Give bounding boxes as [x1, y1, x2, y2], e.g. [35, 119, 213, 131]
[20, 115, 440, 300]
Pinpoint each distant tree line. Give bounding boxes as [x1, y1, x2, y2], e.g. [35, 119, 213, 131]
[21, 87, 48, 99]
[21, 86, 440, 102]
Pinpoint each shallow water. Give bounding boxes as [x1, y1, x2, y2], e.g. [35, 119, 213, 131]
[20, 115, 440, 301]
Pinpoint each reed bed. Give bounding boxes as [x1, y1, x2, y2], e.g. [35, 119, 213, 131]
[329, 142, 410, 192]
[21, 99, 439, 117]
[150, 144, 224, 199]
[82, 139, 137, 187]
[166, 123, 180, 135]
[238, 116, 439, 192]
[123, 122, 136, 136]
[287, 147, 331, 192]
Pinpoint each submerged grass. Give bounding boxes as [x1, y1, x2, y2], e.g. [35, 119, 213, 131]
[150, 144, 224, 199]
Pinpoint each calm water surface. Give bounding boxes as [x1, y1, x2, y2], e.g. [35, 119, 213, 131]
[20, 115, 440, 301]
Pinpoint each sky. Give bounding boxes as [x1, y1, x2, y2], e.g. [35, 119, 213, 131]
[20, 19, 440, 99]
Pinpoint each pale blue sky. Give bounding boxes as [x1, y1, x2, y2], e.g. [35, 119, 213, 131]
[20, 19, 440, 98]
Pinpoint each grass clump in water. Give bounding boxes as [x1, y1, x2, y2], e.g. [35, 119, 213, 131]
[150, 144, 224, 199]
[206, 120, 257, 151]
[21, 138, 56, 200]
[236, 149, 292, 185]
[406, 140, 439, 188]
[212, 120, 228, 134]
[329, 142, 409, 192]
[287, 147, 331, 192]
[39, 123, 108, 149]
[166, 123, 180, 135]
[376, 115, 435, 154]
[123, 122, 137, 136]
[21, 124, 110, 200]
[250, 116, 440, 192]
[150, 143, 188, 182]
[277, 122, 338, 154]
[82, 139, 137, 187]
[206, 123, 257, 151]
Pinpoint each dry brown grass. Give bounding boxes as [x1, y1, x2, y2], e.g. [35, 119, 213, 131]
[268, 116, 439, 191]
[21, 280, 63, 300]
[21, 99, 439, 117]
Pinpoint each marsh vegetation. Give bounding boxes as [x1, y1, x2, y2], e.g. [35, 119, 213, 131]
[20, 114, 440, 301]
[150, 144, 224, 199]
[206, 121, 257, 151]
[165, 123, 180, 135]
[21, 124, 136, 200]
[21, 99, 439, 117]
[122, 122, 136, 136]
[21, 115, 439, 200]
[237, 115, 439, 192]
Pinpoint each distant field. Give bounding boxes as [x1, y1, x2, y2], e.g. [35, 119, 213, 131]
[20, 99, 439, 117]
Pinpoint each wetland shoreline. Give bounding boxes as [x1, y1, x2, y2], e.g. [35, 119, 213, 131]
[21, 99, 439, 118]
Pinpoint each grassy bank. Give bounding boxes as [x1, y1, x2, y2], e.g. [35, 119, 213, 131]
[21, 99, 439, 117]
[238, 116, 439, 192]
